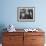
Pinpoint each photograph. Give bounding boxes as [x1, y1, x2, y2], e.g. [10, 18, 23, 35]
[17, 7, 35, 22]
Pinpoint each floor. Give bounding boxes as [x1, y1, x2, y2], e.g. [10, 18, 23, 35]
[0, 44, 2, 46]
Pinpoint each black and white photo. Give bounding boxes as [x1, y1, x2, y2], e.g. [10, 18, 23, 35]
[17, 7, 35, 22]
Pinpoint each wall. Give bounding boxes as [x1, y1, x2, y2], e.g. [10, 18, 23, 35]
[0, 0, 46, 43]
[0, 0, 46, 29]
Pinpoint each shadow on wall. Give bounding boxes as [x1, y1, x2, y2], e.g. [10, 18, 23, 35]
[0, 24, 7, 43]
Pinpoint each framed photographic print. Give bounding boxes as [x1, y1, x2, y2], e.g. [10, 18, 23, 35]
[17, 7, 35, 22]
